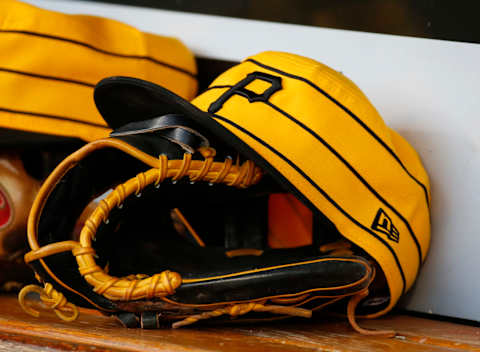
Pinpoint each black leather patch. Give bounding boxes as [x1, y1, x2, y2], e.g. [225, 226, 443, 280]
[141, 311, 159, 329]
[110, 114, 209, 153]
[171, 256, 371, 304]
[224, 196, 268, 250]
[208, 71, 282, 113]
[116, 312, 139, 328]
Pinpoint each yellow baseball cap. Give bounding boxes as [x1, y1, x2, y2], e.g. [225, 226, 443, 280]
[95, 51, 431, 317]
[0, 0, 197, 143]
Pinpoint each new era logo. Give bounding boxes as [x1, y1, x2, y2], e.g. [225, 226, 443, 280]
[371, 208, 399, 243]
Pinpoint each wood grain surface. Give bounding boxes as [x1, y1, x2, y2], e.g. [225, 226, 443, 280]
[0, 294, 478, 351]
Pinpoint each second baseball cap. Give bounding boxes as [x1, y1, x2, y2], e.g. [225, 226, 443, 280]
[0, 0, 197, 143]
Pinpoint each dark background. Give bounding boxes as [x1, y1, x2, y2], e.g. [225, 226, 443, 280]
[83, 0, 479, 44]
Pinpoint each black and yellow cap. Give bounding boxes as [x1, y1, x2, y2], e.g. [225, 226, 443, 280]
[95, 51, 431, 317]
[0, 0, 197, 142]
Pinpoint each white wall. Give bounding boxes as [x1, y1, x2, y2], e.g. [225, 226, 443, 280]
[24, 0, 480, 321]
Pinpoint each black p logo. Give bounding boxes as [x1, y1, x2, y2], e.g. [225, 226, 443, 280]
[371, 208, 400, 243]
[208, 71, 282, 114]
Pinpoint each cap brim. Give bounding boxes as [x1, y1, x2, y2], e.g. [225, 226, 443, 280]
[94, 76, 320, 208]
[95, 76, 242, 149]
[94, 76, 203, 130]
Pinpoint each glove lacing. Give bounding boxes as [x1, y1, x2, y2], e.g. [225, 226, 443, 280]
[18, 282, 79, 322]
[172, 301, 312, 328]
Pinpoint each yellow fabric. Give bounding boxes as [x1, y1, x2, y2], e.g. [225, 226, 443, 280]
[0, 0, 197, 141]
[192, 51, 431, 317]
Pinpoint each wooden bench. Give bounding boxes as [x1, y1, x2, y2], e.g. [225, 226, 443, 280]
[0, 294, 478, 351]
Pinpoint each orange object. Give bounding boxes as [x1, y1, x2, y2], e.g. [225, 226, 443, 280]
[268, 194, 312, 248]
